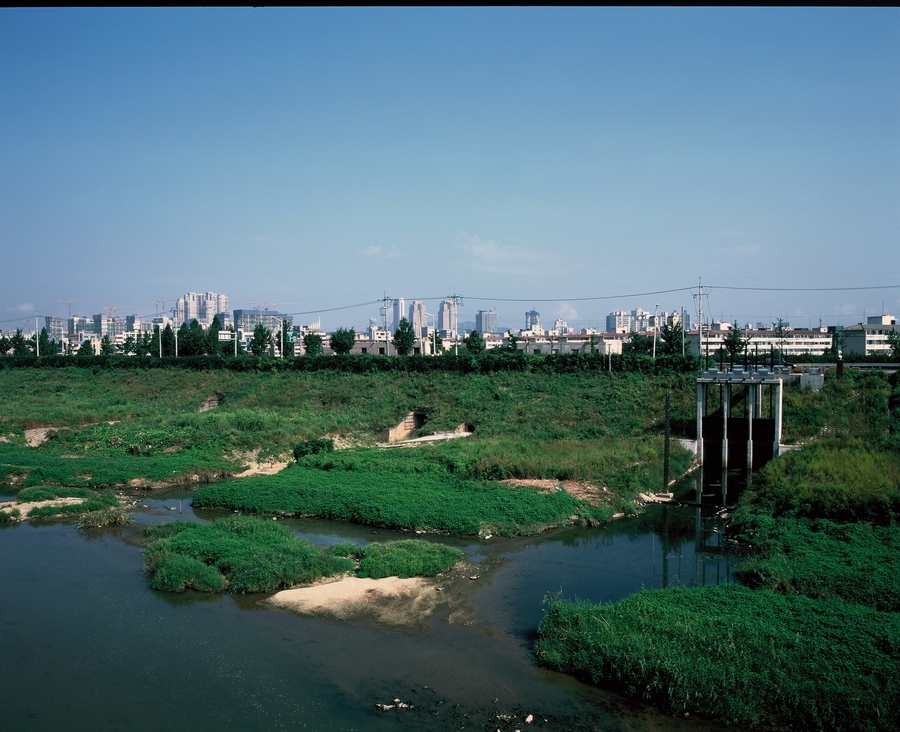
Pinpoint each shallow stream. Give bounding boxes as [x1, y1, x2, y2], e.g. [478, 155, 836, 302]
[0, 470, 746, 731]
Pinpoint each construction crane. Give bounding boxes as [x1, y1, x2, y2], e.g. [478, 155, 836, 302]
[57, 299, 96, 320]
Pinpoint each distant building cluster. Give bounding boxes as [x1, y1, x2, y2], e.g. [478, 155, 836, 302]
[4, 289, 898, 359]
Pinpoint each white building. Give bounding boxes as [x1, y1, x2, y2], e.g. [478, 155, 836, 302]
[842, 315, 898, 357]
[686, 326, 835, 359]
[175, 291, 229, 328]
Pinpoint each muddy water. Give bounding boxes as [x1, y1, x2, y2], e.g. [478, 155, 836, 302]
[0, 471, 745, 731]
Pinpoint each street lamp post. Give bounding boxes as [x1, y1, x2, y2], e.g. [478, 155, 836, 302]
[426, 313, 436, 355]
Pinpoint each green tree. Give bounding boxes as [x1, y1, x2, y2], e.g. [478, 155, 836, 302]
[431, 329, 444, 355]
[330, 327, 356, 354]
[462, 329, 486, 355]
[504, 331, 521, 352]
[887, 330, 900, 360]
[37, 327, 54, 356]
[180, 319, 207, 356]
[722, 321, 750, 368]
[623, 332, 653, 355]
[772, 318, 788, 360]
[77, 339, 95, 356]
[278, 319, 293, 358]
[0, 335, 10, 355]
[121, 334, 137, 356]
[659, 321, 684, 357]
[250, 322, 272, 356]
[207, 315, 222, 355]
[100, 334, 115, 355]
[11, 329, 31, 356]
[392, 318, 415, 356]
[302, 332, 323, 356]
[161, 324, 176, 357]
[586, 333, 600, 354]
[64, 340, 74, 356]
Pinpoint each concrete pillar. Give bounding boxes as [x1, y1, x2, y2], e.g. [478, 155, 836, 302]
[696, 381, 705, 465]
[747, 383, 754, 470]
[722, 383, 730, 467]
[774, 379, 783, 458]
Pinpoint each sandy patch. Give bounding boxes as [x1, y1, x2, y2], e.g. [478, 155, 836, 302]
[0, 496, 89, 521]
[269, 576, 442, 630]
[268, 557, 499, 632]
[233, 460, 290, 478]
[24, 427, 67, 447]
[500, 478, 609, 507]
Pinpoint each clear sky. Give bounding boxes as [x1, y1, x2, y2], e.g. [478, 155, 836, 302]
[1, 7, 898, 333]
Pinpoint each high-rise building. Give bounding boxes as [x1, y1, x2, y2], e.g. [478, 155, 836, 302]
[475, 310, 498, 334]
[233, 309, 292, 333]
[438, 299, 457, 337]
[525, 310, 540, 330]
[392, 298, 406, 333]
[408, 301, 427, 337]
[175, 292, 229, 328]
[606, 311, 632, 333]
[92, 314, 127, 339]
[44, 317, 65, 341]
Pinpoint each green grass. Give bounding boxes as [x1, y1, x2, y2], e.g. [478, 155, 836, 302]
[193, 465, 593, 536]
[352, 540, 462, 579]
[535, 585, 900, 731]
[26, 489, 119, 518]
[143, 516, 355, 593]
[0, 507, 20, 522]
[0, 442, 233, 488]
[144, 516, 464, 592]
[733, 515, 900, 611]
[742, 442, 900, 523]
[16, 485, 96, 502]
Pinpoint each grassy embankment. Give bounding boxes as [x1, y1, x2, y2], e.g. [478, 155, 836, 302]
[0, 367, 697, 533]
[535, 371, 900, 731]
[144, 515, 462, 593]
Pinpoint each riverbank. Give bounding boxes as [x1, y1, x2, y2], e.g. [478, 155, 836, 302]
[535, 370, 900, 731]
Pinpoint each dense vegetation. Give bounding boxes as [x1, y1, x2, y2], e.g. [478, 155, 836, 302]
[192, 465, 595, 536]
[535, 586, 899, 731]
[330, 539, 463, 579]
[536, 370, 900, 731]
[0, 368, 697, 510]
[143, 516, 462, 592]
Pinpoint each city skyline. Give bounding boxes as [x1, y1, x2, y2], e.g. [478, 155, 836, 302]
[1, 8, 898, 330]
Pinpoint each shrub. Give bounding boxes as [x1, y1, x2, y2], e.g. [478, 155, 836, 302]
[293, 438, 335, 461]
[77, 506, 135, 529]
[0, 507, 21, 522]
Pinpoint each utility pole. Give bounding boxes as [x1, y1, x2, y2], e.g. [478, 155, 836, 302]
[35, 315, 39, 357]
[380, 292, 392, 356]
[696, 279, 704, 370]
[449, 290, 463, 355]
[652, 303, 659, 359]
[681, 306, 685, 357]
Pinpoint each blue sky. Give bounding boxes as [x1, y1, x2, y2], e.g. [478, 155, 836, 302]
[1, 8, 898, 332]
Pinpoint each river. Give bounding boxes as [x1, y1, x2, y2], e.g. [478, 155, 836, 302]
[0, 470, 745, 731]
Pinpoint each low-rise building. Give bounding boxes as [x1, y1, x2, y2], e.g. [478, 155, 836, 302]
[685, 326, 835, 359]
[842, 315, 898, 357]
